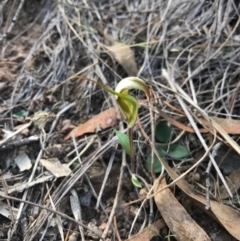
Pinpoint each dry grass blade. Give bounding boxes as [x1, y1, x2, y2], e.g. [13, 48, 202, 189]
[162, 69, 232, 198]
[1, 0, 240, 240]
[0, 193, 105, 241]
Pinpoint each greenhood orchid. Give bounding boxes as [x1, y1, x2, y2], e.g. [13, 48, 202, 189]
[114, 77, 150, 128]
[73, 75, 150, 175]
[113, 77, 150, 174]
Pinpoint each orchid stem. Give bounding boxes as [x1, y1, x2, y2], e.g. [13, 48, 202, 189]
[128, 127, 135, 173]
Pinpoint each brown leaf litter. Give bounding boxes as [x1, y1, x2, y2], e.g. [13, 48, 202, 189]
[154, 178, 211, 241]
[95, 23, 138, 76]
[65, 103, 240, 140]
[153, 160, 240, 240]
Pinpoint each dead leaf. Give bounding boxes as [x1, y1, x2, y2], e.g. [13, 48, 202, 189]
[64, 99, 150, 140]
[155, 160, 240, 240]
[103, 41, 138, 76]
[199, 116, 240, 134]
[96, 24, 138, 76]
[154, 178, 210, 241]
[64, 108, 118, 140]
[124, 219, 166, 241]
[14, 152, 32, 172]
[40, 158, 71, 177]
[160, 112, 240, 135]
[60, 119, 75, 132]
[86, 222, 102, 239]
[219, 167, 240, 199]
[0, 201, 18, 220]
[14, 124, 29, 135]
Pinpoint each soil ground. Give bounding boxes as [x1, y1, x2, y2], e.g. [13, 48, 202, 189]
[0, 0, 240, 241]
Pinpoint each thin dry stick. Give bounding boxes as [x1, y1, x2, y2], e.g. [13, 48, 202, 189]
[0, 122, 32, 146]
[150, 99, 156, 180]
[101, 121, 126, 239]
[130, 174, 153, 229]
[95, 151, 115, 209]
[127, 178, 159, 239]
[181, 16, 240, 87]
[71, 135, 107, 216]
[70, 189, 85, 241]
[113, 215, 122, 241]
[0, 171, 14, 223]
[0, 193, 105, 241]
[162, 69, 232, 197]
[46, 184, 64, 241]
[67, 136, 96, 166]
[64, 223, 72, 241]
[10, 103, 74, 237]
[0, 0, 25, 42]
[137, 108, 217, 200]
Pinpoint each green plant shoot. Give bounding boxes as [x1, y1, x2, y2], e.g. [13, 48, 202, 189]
[73, 75, 150, 186]
[114, 130, 131, 154]
[114, 77, 150, 174]
[131, 174, 142, 188]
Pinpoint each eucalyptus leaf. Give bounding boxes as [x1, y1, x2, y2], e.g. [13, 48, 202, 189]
[155, 121, 171, 142]
[114, 129, 131, 154]
[131, 174, 142, 188]
[167, 144, 189, 159]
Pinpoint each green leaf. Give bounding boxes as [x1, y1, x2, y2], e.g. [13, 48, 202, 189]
[114, 130, 131, 154]
[167, 144, 189, 159]
[13, 109, 27, 118]
[52, 101, 62, 110]
[72, 161, 79, 168]
[146, 147, 167, 173]
[131, 174, 142, 188]
[155, 121, 171, 142]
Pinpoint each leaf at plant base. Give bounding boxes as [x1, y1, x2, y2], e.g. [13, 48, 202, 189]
[167, 144, 189, 159]
[155, 121, 171, 142]
[131, 174, 142, 188]
[114, 129, 131, 154]
[146, 147, 167, 173]
[13, 109, 27, 118]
